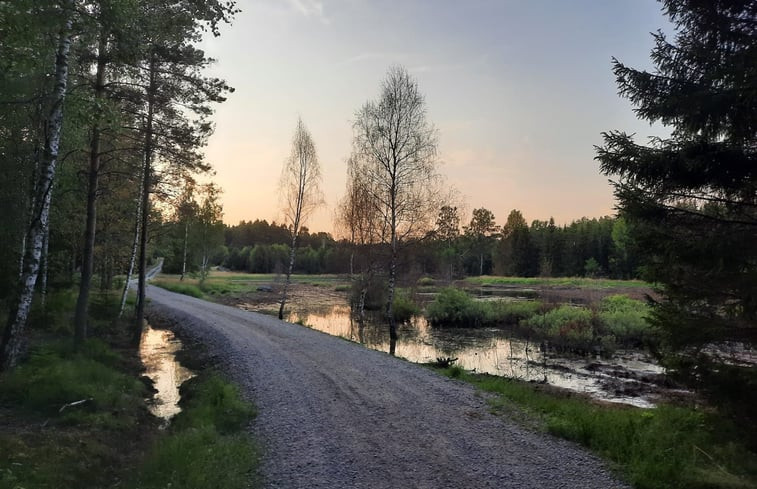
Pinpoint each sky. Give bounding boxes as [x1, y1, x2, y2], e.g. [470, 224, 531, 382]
[199, 0, 672, 233]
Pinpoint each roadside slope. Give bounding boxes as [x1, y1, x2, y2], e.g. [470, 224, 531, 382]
[146, 285, 627, 489]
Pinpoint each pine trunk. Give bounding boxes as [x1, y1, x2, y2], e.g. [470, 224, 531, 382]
[134, 53, 157, 345]
[1, 8, 73, 370]
[73, 35, 107, 346]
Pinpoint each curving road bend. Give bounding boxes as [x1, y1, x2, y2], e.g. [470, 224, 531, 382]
[146, 285, 628, 489]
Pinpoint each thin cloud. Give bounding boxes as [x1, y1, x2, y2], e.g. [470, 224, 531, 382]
[286, 0, 329, 23]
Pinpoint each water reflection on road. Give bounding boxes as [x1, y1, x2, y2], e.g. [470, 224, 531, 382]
[287, 304, 664, 408]
[139, 324, 195, 423]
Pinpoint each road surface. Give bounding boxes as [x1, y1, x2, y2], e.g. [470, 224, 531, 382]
[146, 284, 627, 489]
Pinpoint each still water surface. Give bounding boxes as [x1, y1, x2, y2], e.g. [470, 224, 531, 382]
[287, 304, 664, 408]
[139, 324, 195, 423]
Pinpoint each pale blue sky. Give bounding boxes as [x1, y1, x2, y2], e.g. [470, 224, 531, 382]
[201, 0, 671, 232]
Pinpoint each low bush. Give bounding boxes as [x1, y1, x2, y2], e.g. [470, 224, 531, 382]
[426, 288, 543, 327]
[392, 290, 420, 323]
[598, 295, 653, 347]
[521, 305, 595, 353]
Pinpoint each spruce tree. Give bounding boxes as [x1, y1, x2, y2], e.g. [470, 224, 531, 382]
[597, 0, 757, 411]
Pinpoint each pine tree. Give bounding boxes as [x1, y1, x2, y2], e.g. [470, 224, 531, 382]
[596, 0, 757, 410]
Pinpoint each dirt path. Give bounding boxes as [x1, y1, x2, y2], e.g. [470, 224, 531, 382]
[146, 285, 628, 489]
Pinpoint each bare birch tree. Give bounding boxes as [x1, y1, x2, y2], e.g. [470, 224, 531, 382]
[278, 117, 323, 320]
[335, 154, 385, 320]
[352, 65, 441, 352]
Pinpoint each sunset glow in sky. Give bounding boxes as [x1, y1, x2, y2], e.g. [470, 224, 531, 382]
[200, 0, 671, 233]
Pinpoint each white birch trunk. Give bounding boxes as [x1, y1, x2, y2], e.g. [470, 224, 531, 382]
[118, 180, 143, 318]
[1, 7, 74, 370]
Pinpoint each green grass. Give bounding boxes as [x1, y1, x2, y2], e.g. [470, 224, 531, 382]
[127, 373, 258, 489]
[154, 272, 349, 298]
[436, 368, 757, 489]
[0, 339, 147, 428]
[465, 276, 649, 289]
[0, 339, 152, 488]
[152, 278, 205, 298]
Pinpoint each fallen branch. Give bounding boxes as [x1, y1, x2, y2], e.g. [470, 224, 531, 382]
[58, 398, 94, 413]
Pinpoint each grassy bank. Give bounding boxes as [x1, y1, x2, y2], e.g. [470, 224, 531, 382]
[152, 271, 349, 299]
[464, 276, 650, 289]
[0, 289, 258, 489]
[436, 367, 757, 489]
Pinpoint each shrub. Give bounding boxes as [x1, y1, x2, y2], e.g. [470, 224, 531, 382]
[417, 276, 435, 286]
[392, 290, 420, 323]
[598, 295, 653, 347]
[522, 305, 595, 353]
[425, 288, 482, 326]
[427, 288, 543, 327]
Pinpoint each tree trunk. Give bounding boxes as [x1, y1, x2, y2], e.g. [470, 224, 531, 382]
[180, 220, 188, 280]
[39, 226, 49, 308]
[1, 7, 74, 370]
[479, 253, 484, 276]
[387, 187, 398, 356]
[134, 52, 157, 345]
[278, 235, 297, 320]
[73, 34, 107, 346]
[118, 167, 143, 318]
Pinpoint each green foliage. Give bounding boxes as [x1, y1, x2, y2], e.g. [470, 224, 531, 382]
[597, 1, 757, 424]
[0, 340, 146, 428]
[426, 288, 542, 327]
[599, 295, 653, 347]
[438, 369, 757, 489]
[128, 373, 258, 489]
[425, 287, 482, 326]
[522, 305, 595, 353]
[417, 276, 435, 286]
[392, 290, 420, 323]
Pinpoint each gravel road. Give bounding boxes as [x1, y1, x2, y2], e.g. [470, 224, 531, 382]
[146, 285, 628, 489]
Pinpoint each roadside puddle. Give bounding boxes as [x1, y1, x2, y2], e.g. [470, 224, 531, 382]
[139, 324, 195, 425]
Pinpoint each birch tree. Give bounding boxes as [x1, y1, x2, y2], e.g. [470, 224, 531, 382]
[278, 117, 323, 320]
[1, 0, 76, 370]
[352, 66, 441, 350]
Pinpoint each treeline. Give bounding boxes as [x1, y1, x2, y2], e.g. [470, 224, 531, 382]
[213, 212, 638, 279]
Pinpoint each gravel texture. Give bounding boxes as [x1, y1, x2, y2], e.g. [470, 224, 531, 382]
[146, 285, 628, 489]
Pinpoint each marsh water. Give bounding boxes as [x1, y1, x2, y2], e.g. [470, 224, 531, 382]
[139, 324, 195, 423]
[285, 303, 667, 408]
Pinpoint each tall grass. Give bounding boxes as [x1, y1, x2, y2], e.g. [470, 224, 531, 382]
[127, 373, 258, 489]
[439, 369, 757, 489]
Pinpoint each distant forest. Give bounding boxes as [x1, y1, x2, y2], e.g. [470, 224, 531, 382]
[160, 211, 638, 280]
